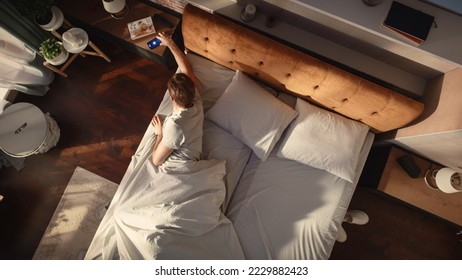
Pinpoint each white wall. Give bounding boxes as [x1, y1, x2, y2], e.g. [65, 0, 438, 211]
[195, 0, 462, 96]
[392, 67, 462, 171]
[391, 130, 462, 172]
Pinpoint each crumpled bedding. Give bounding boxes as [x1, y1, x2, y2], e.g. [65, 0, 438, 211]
[85, 147, 244, 260]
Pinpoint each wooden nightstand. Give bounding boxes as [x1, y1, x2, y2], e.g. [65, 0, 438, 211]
[58, 0, 182, 67]
[360, 144, 462, 226]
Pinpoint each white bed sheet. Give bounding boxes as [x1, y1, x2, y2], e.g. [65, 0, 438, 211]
[226, 132, 374, 260]
[202, 119, 252, 211]
[86, 156, 245, 259]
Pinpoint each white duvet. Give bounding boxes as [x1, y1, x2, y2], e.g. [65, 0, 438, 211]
[85, 149, 244, 259]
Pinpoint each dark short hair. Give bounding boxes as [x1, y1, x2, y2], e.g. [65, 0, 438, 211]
[168, 73, 195, 108]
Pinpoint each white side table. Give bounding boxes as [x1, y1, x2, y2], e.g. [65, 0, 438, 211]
[0, 103, 60, 157]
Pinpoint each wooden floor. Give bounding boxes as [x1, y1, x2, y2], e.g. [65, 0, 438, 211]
[0, 42, 461, 260]
[0, 41, 172, 259]
[331, 187, 462, 259]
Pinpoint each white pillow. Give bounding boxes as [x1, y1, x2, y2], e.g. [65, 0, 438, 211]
[206, 71, 298, 161]
[277, 98, 370, 183]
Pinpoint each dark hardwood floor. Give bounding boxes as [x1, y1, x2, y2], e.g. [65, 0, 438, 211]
[0, 40, 173, 259]
[330, 187, 462, 259]
[0, 40, 461, 260]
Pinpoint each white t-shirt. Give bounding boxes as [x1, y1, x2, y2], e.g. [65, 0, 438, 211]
[161, 89, 203, 163]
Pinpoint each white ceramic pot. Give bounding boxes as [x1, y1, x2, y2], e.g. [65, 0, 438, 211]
[38, 6, 64, 31]
[46, 45, 69, 66]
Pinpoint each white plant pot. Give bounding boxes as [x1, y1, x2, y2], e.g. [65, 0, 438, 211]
[46, 45, 69, 66]
[38, 6, 64, 31]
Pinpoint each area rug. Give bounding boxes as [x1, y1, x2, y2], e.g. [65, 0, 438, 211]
[33, 166, 118, 260]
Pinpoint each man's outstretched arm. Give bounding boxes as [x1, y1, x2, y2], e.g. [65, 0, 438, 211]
[157, 32, 197, 88]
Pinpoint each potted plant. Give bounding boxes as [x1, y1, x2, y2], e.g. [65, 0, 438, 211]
[39, 38, 68, 65]
[15, 0, 64, 31]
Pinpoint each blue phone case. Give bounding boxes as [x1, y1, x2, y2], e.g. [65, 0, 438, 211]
[147, 38, 161, 49]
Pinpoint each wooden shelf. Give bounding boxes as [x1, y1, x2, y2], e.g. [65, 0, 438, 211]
[58, 0, 181, 66]
[378, 146, 462, 226]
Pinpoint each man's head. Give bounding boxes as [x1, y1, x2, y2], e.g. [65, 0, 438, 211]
[168, 73, 195, 108]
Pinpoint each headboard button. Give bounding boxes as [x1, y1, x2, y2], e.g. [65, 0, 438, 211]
[259, 61, 264, 66]
[231, 49, 236, 53]
[314, 85, 319, 89]
[342, 98, 348, 102]
[204, 37, 209, 41]
[371, 111, 378, 115]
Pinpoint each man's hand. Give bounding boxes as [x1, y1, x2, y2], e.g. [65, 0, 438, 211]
[151, 114, 173, 166]
[156, 32, 174, 48]
[151, 115, 163, 136]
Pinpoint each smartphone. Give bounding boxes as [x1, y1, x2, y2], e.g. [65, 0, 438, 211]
[147, 38, 161, 49]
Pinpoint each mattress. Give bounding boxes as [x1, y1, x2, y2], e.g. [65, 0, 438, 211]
[86, 51, 374, 260]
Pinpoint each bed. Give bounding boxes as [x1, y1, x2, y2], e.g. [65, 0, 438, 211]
[84, 4, 424, 260]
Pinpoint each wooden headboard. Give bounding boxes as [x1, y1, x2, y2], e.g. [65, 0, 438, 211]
[181, 4, 424, 133]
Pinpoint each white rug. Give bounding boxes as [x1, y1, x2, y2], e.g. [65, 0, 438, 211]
[33, 166, 118, 260]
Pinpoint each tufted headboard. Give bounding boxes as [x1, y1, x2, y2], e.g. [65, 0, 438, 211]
[181, 4, 424, 133]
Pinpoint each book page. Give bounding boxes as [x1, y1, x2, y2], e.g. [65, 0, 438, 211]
[127, 17, 156, 40]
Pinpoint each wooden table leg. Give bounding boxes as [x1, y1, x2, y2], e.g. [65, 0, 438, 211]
[89, 41, 111, 62]
[59, 53, 79, 73]
[43, 61, 68, 78]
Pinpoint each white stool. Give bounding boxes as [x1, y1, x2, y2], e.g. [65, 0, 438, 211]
[0, 102, 60, 157]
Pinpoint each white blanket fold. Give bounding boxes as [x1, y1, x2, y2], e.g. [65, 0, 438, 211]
[85, 156, 244, 260]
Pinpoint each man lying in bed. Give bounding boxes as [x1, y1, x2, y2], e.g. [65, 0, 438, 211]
[151, 32, 203, 170]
